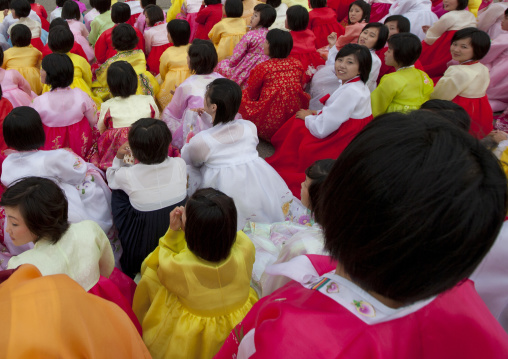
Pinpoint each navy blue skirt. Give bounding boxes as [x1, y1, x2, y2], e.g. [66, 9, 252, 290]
[111, 190, 187, 278]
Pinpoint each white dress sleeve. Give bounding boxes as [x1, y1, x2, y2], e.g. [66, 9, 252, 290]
[45, 150, 88, 185]
[106, 157, 133, 192]
[181, 132, 211, 167]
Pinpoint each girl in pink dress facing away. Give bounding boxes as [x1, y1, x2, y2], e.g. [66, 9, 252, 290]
[143, 5, 171, 75]
[216, 4, 276, 88]
[0, 48, 35, 107]
[215, 110, 508, 359]
[32, 54, 98, 159]
[308, 0, 344, 49]
[62, 1, 95, 63]
[431, 28, 493, 139]
[179, 0, 202, 41]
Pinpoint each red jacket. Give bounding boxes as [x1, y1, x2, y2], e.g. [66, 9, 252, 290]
[195, 4, 223, 40]
[30, 3, 49, 31]
[94, 24, 145, 64]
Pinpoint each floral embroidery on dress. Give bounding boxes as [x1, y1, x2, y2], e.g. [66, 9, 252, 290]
[352, 300, 376, 318]
[52, 136, 62, 149]
[326, 282, 340, 293]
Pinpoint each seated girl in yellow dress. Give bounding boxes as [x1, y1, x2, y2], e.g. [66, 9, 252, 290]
[156, 19, 191, 110]
[2, 24, 42, 94]
[92, 23, 159, 102]
[208, 0, 247, 62]
[133, 188, 258, 359]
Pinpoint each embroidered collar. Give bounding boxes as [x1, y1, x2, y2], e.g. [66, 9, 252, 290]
[460, 60, 479, 66]
[344, 76, 361, 85]
[396, 65, 415, 72]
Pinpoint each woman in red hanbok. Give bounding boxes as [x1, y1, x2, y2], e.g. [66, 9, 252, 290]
[308, 0, 344, 49]
[239, 29, 310, 142]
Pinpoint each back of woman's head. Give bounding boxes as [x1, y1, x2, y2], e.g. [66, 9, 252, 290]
[225, 0, 243, 18]
[144, 4, 164, 26]
[107, 60, 138, 98]
[305, 159, 335, 211]
[128, 118, 171, 165]
[10, 23, 31, 47]
[419, 99, 471, 131]
[111, 2, 131, 23]
[266, 0, 281, 8]
[206, 78, 242, 126]
[49, 17, 70, 31]
[388, 32, 421, 67]
[0, 0, 10, 11]
[336, 43, 372, 83]
[0, 47, 3, 67]
[253, 4, 276, 28]
[3, 106, 45, 151]
[0, 177, 70, 244]
[112, 23, 139, 51]
[188, 39, 218, 74]
[266, 28, 293, 58]
[94, 0, 111, 14]
[452, 27, 491, 61]
[456, 0, 469, 10]
[48, 25, 74, 53]
[185, 188, 237, 262]
[348, 0, 370, 24]
[286, 5, 308, 31]
[309, 0, 326, 9]
[56, 0, 69, 8]
[10, 0, 30, 18]
[42, 53, 74, 90]
[384, 14, 410, 34]
[204, 0, 221, 5]
[361, 22, 388, 50]
[315, 111, 507, 305]
[167, 19, 191, 46]
[61, 0, 80, 20]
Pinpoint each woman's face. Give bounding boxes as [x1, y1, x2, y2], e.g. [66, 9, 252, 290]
[204, 95, 217, 122]
[358, 27, 379, 50]
[349, 4, 364, 24]
[251, 11, 261, 29]
[384, 45, 397, 67]
[450, 37, 474, 63]
[300, 176, 312, 209]
[443, 0, 458, 11]
[384, 20, 399, 39]
[335, 54, 361, 82]
[263, 39, 270, 56]
[4, 206, 38, 246]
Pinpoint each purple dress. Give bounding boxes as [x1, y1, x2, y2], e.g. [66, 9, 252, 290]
[215, 27, 270, 88]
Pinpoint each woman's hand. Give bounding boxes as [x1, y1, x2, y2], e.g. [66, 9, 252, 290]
[491, 130, 508, 144]
[116, 141, 131, 159]
[327, 32, 337, 48]
[422, 25, 430, 34]
[169, 206, 185, 231]
[191, 108, 206, 116]
[296, 109, 316, 120]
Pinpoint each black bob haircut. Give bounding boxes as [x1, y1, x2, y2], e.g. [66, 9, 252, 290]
[310, 0, 326, 9]
[360, 22, 388, 51]
[335, 43, 371, 83]
[3, 106, 45, 151]
[144, 4, 165, 25]
[107, 60, 138, 98]
[48, 25, 74, 53]
[305, 159, 336, 212]
[314, 111, 507, 305]
[266, 0, 281, 8]
[112, 23, 139, 51]
[348, 0, 370, 24]
[419, 99, 471, 131]
[286, 5, 309, 31]
[188, 39, 218, 74]
[0, 177, 70, 244]
[10, 0, 30, 18]
[140, 0, 156, 8]
[384, 14, 410, 34]
[128, 118, 172, 165]
[94, 0, 111, 14]
[185, 188, 238, 262]
[455, 0, 469, 10]
[253, 4, 276, 28]
[225, 0, 243, 18]
[42, 53, 74, 90]
[111, 2, 131, 23]
[49, 17, 70, 31]
[204, 0, 221, 5]
[451, 27, 491, 61]
[387, 32, 422, 67]
[0, 47, 3, 66]
[206, 78, 242, 126]
[61, 0, 80, 21]
[10, 23, 31, 47]
[266, 28, 293, 58]
[0, 0, 10, 10]
[56, 0, 69, 8]
[167, 19, 191, 47]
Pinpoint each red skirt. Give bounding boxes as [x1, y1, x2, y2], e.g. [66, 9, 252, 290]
[31, 38, 45, 53]
[88, 267, 142, 335]
[369, 3, 392, 22]
[453, 95, 493, 139]
[420, 30, 456, 81]
[42, 117, 97, 159]
[267, 114, 373, 197]
[147, 43, 172, 76]
[312, 23, 345, 49]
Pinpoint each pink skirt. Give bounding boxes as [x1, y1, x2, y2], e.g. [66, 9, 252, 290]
[369, 3, 392, 22]
[42, 117, 97, 159]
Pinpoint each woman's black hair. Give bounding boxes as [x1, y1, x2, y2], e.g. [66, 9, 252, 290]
[185, 188, 238, 262]
[41, 53, 74, 90]
[451, 27, 491, 61]
[360, 22, 388, 51]
[305, 159, 336, 211]
[94, 0, 111, 14]
[310, 0, 326, 9]
[253, 4, 276, 28]
[10, 23, 31, 47]
[419, 99, 471, 131]
[167, 19, 191, 46]
[204, 0, 221, 5]
[384, 14, 410, 34]
[49, 17, 70, 31]
[225, 0, 243, 17]
[140, 0, 156, 8]
[266, 28, 292, 58]
[266, 0, 281, 8]
[55, 0, 69, 8]
[107, 60, 138, 98]
[3, 106, 45, 151]
[0, 47, 4, 66]
[505, 7, 508, 16]
[10, 0, 30, 17]
[48, 25, 74, 53]
[455, 0, 469, 10]
[206, 78, 242, 126]
[335, 43, 371, 83]
[0, 177, 70, 244]
[0, 0, 10, 11]
[111, 2, 131, 23]
[314, 111, 507, 304]
[348, 0, 370, 24]
[128, 118, 171, 165]
[144, 4, 165, 26]
[61, 0, 80, 20]
[188, 39, 218, 74]
[286, 5, 308, 31]
[112, 23, 139, 51]
[387, 32, 421, 67]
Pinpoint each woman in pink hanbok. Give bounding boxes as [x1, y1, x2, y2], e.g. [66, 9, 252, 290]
[215, 4, 276, 88]
[31, 54, 98, 159]
[380, 0, 438, 40]
[0, 51, 36, 107]
[62, 1, 95, 63]
[478, 1, 508, 41]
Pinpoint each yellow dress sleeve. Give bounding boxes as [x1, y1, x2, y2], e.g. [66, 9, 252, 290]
[371, 73, 399, 118]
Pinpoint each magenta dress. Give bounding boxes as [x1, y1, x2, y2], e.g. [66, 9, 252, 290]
[0, 68, 36, 107]
[215, 27, 270, 89]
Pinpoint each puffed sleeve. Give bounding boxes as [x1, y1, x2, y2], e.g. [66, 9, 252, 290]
[181, 131, 211, 167]
[430, 66, 470, 101]
[45, 149, 88, 185]
[228, 32, 251, 68]
[244, 62, 266, 101]
[106, 156, 133, 192]
[208, 21, 223, 46]
[94, 31, 108, 64]
[424, 12, 454, 45]
[371, 74, 399, 117]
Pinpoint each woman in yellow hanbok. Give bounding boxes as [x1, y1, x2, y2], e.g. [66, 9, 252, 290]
[133, 188, 258, 359]
[92, 24, 159, 102]
[209, 0, 247, 62]
[2, 24, 42, 94]
[156, 20, 192, 110]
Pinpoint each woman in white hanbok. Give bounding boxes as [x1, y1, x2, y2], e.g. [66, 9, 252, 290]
[380, 0, 438, 40]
